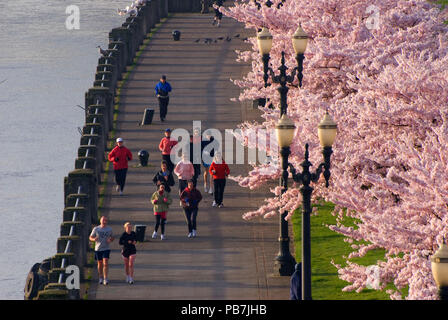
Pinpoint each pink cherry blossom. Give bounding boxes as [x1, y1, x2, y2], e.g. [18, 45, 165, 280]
[222, 0, 448, 299]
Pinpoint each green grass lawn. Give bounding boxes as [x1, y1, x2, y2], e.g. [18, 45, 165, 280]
[291, 202, 392, 300]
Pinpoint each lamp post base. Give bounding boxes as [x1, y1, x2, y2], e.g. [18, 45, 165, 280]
[439, 286, 448, 300]
[274, 251, 296, 276]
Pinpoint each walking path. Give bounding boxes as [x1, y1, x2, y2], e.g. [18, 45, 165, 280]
[89, 10, 293, 300]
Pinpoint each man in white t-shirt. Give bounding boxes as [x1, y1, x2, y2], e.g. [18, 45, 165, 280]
[89, 216, 114, 285]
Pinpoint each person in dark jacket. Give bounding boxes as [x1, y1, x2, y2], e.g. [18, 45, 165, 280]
[153, 160, 175, 193]
[119, 222, 137, 284]
[180, 180, 203, 238]
[189, 134, 201, 187]
[201, 134, 216, 194]
[290, 262, 302, 300]
[154, 75, 172, 122]
[108, 137, 133, 195]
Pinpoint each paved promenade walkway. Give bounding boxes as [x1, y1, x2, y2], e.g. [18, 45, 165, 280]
[89, 10, 293, 300]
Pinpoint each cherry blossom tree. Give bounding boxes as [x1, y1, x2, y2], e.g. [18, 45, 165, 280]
[221, 0, 448, 299]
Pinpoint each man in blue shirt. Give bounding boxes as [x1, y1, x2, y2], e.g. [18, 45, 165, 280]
[155, 75, 172, 122]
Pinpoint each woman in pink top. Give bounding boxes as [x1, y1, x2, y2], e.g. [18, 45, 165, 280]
[174, 154, 195, 195]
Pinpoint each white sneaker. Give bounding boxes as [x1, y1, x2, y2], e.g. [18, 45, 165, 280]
[204, 185, 208, 193]
[129, 277, 134, 284]
[188, 232, 192, 238]
[218, 203, 224, 208]
[119, 191, 123, 196]
[208, 189, 213, 194]
[115, 185, 120, 192]
[192, 230, 197, 237]
[151, 231, 157, 239]
[103, 278, 109, 285]
[212, 201, 217, 207]
[161, 234, 166, 240]
[99, 277, 104, 284]
[126, 275, 130, 283]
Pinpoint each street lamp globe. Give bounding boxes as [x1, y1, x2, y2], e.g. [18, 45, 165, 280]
[275, 114, 296, 148]
[291, 24, 308, 55]
[257, 27, 273, 56]
[431, 242, 448, 288]
[318, 111, 337, 148]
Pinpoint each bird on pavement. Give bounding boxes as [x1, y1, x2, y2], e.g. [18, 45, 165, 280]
[118, 5, 138, 17]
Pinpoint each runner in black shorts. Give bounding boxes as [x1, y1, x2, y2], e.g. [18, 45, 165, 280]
[119, 222, 137, 284]
[212, 0, 224, 27]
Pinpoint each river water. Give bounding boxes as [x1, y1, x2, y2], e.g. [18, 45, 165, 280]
[0, 0, 132, 299]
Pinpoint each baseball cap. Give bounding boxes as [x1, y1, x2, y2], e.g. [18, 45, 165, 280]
[165, 128, 171, 132]
[161, 75, 166, 80]
[116, 137, 123, 142]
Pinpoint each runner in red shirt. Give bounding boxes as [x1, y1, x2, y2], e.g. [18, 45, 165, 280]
[108, 137, 133, 195]
[159, 128, 178, 172]
[209, 152, 230, 208]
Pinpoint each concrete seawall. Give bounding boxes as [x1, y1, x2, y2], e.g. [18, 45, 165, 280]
[23, 0, 204, 300]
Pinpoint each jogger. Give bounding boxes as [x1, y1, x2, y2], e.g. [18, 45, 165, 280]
[155, 75, 172, 122]
[89, 216, 114, 285]
[180, 180, 203, 238]
[108, 137, 133, 195]
[190, 133, 201, 187]
[212, 0, 224, 27]
[209, 152, 230, 208]
[119, 222, 137, 284]
[151, 184, 172, 240]
[201, 134, 216, 194]
[174, 153, 195, 195]
[159, 128, 178, 173]
[153, 160, 175, 193]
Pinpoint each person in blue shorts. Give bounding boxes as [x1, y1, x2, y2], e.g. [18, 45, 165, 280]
[89, 216, 114, 285]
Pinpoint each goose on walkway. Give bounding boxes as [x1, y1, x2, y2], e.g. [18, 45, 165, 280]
[117, 4, 138, 17]
[96, 46, 108, 56]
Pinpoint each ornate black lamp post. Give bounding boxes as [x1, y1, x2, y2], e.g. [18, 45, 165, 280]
[253, 1, 285, 10]
[276, 112, 337, 300]
[255, 20, 338, 298]
[256, 26, 308, 116]
[273, 115, 298, 276]
[256, 25, 309, 277]
[431, 242, 448, 300]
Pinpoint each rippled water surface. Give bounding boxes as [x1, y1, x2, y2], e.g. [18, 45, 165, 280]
[0, 0, 129, 299]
